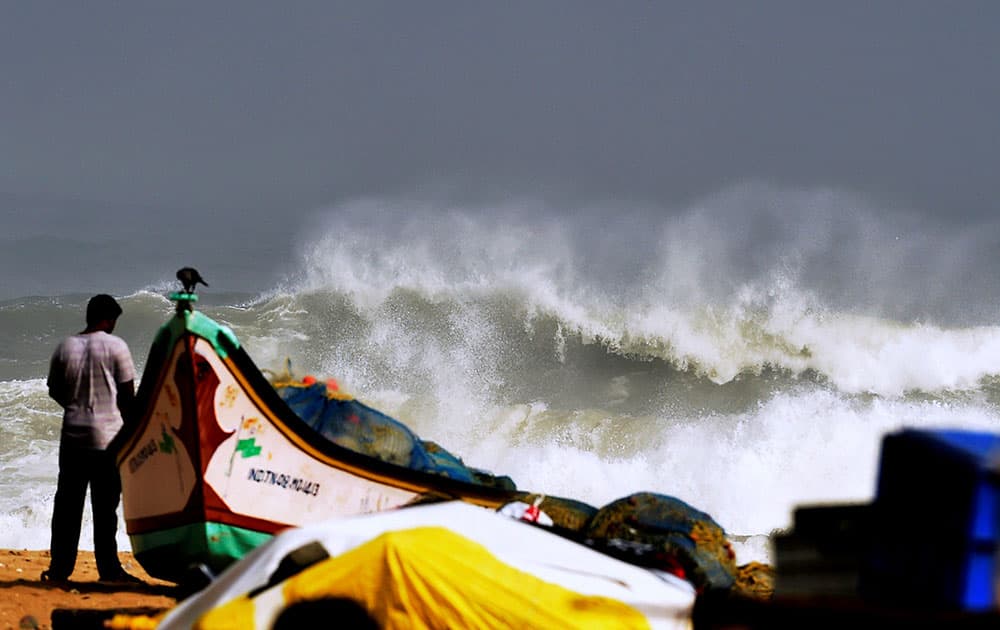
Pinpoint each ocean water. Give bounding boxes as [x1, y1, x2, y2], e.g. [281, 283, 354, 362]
[3, 190, 1000, 566]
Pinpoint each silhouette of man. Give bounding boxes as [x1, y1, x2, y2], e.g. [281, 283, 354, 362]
[42, 294, 140, 583]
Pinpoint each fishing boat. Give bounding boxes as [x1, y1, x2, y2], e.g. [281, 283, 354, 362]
[111, 289, 523, 584]
[111, 277, 748, 603]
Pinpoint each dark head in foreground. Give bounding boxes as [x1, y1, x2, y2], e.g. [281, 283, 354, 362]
[272, 597, 379, 630]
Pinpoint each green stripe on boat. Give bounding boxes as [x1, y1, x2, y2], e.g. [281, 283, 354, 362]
[131, 522, 272, 581]
[153, 309, 241, 359]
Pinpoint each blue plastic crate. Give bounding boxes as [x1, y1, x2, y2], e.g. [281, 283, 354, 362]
[862, 428, 1000, 610]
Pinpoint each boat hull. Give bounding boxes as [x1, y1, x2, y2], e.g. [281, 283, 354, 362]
[114, 308, 518, 582]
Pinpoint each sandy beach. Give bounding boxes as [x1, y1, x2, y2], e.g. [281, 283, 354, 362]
[0, 549, 177, 630]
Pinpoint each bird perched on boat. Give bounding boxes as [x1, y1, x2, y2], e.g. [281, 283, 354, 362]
[176, 267, 209, 294]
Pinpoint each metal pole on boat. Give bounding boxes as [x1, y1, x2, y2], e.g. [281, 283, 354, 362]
[170, 291, 198, 314]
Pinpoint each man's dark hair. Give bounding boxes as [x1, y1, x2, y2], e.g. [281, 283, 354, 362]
[86, 294, 123, 326]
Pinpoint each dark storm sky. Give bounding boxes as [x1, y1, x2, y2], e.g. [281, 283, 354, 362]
[2, 2, 999, 300]
[4, 2, 999, 215]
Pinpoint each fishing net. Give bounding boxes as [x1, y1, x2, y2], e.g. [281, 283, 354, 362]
[584, 492, 738, 593]
[272, 376, 515, 490]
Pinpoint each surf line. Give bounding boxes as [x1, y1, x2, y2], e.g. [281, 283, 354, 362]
[246, 467, 321, 497]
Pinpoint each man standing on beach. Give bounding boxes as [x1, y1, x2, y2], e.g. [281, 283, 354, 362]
[42, 294, 140, 583]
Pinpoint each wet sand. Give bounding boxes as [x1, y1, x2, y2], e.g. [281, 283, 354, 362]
[0, 549, 176, 629]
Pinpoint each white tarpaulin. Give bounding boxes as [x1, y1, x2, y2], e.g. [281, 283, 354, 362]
[158, 502, 695, 629]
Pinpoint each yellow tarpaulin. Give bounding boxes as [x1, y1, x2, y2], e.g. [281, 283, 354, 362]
[195, 526, 652, 629]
